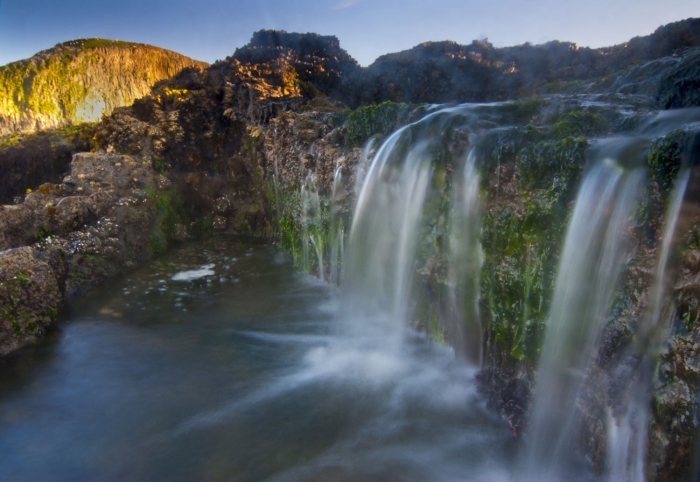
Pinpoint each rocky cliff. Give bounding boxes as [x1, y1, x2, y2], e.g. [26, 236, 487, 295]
[0, 39, 208, 135]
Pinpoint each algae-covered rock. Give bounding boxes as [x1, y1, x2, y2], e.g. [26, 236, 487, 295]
[0, 247, 64, 355]
[344, 101, 426, 147]
[649, 128, 687, 197]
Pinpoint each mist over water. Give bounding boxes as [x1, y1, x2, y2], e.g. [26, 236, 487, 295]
[0, 240, 523, 482]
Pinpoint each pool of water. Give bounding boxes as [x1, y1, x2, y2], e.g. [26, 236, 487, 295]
[0, 239, 573, 481]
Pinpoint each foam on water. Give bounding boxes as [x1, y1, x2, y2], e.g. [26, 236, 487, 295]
[171, 264, 216, 281]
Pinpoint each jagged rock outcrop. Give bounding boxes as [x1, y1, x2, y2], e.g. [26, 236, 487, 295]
[0, 39, 208, 135]
[90, 32, 358, 241]
[337, 18, 700, 107]
[232, 30, 361, 97]
[658, 48, 700, 109]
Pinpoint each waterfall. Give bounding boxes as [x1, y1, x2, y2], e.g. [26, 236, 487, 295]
[329, 163, 345, 286]
[342, 105, 488, 358]
[527, 158, 644, 477]
[526, 110, 700, 479]
[606, 168, 691, 482]
[343, 130, 433, 340]
[300, 171, 324, 279]
[447, 149, 484, 365]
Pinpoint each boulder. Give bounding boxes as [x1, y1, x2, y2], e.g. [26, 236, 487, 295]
[0, 247, 64, 355]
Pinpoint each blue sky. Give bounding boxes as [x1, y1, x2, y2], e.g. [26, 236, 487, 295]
[1, 0, 699, 67]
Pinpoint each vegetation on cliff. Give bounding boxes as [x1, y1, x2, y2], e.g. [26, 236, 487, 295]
[0, 39, 208, 135]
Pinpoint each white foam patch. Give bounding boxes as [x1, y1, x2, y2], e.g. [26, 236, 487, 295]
[171, 264, 215, 281]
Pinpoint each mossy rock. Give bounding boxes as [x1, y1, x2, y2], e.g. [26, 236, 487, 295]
[648, 128, 686, 197]
[549, 111, 609, 139]
[345, 101, 426, 147]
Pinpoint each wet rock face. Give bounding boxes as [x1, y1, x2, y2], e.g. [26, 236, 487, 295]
[658, 48, 700, 109]
[264, 111, 360, 195]
[650, 241, 700, 482]
[0, 247, 64, 356]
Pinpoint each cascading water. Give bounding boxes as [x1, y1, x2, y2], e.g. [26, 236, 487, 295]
[526, 111, 700, 481]
[342, 131, 434, 340]
[341, 105, 490, 356]
[607, 135, 695, 482]
[526, 158, 645, 478]
[300, 171, 325, 279]
[328, 162, 345, 286]
[264, 100, 700, 481]
[446, 148, 484, 365]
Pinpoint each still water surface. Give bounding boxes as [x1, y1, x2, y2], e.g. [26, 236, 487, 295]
[0, 239, 549, 481]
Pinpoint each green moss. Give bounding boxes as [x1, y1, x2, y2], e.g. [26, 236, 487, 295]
[274, 187, 334, 276]
[549, 111, 609, 139]
[479, 137, 586, 361]
[15, 272, 32, 286]
[430, 311, 445, 345]
[146, 186, 186, 255]
[476, 124, 544, 172]
[688, 221, 700, 250]
[648, 128, 685, 198]
[345, 101, 425, 147]
[518, 136, 588, 192]
[544, 79, 591, 95]
[495, 97, 545, 124]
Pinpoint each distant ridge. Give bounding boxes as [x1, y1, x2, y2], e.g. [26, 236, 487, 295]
[0, 39, 208, 135]
[341, 17, 700, 105]
[188, 19, 700, 107]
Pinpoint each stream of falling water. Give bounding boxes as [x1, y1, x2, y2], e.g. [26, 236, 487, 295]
[329, 163, 345, 286]
[525, 111, 700, 481]
[607, 168, 690, 482]
[285, 104, 700, 481]
[447, 149, 484, 366]
[342, 105, 490, 353]
[526, 158, 645, 479]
